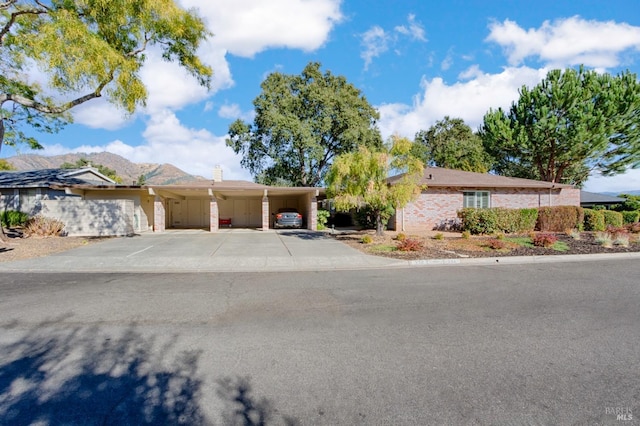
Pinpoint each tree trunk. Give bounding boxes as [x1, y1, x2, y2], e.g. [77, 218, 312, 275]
[375, 210, 384, 236]
[0, 120, 7, 242]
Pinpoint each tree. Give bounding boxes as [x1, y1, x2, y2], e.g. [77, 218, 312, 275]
[226, 62, 383, 187]
[326, 135, 424, 236]
[480, 67, 640, 186]
[413, 116, 491, 173]
[60, 158, 122, 183]
[1, 0, 212, 153]
[0, 159, 15, 170]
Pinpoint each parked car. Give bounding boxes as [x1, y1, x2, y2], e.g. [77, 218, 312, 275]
[274, 208, 303, 229]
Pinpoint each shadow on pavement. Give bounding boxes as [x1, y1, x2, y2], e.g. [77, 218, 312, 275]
[276, 230, 329, 240]
[0, 317, 298, 425]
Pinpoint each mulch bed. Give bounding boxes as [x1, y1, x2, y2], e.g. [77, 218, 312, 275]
[331, 231, 640, 261]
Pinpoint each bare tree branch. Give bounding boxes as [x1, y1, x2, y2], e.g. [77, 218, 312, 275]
[1, 75, 112, 114]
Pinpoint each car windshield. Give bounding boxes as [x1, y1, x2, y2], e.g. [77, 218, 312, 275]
[278, 208, 298, 213]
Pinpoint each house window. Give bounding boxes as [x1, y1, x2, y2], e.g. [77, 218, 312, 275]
[463, 191, 490, 209]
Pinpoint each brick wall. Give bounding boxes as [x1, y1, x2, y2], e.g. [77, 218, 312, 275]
[395, 187, 581, 232]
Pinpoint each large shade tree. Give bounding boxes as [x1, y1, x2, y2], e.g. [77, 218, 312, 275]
[413, 116, 491, 173]
[0, 0, 213, 153]
[326, 135, 424, 236]
[480, 67, 640, 186]
[226, 62, 383, 187]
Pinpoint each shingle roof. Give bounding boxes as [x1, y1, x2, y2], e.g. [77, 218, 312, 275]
[388, 167, 574, 189]
[580, 191, 624, 204]
[0, 168, 114, 188]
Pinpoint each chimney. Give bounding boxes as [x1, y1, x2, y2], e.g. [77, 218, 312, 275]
[212, 165, 223, 182]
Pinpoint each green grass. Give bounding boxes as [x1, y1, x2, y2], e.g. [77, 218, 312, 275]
[551, 241, 570, 252]
[369, 244, 397, 253]
[505, 236, 534, 248]
[506, 236, 569, 252]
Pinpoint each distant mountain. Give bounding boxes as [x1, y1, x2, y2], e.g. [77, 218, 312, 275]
[5, 152, 209, 185]
[601, 191, 640, 197]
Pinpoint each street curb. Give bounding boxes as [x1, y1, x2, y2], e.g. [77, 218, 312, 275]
[406, 251, 640, 267]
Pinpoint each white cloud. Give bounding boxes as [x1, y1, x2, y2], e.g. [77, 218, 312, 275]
[583, 170, 640, 194]
[179, 0, 343, 58]
[394, 14, 427, 42]
[377, 66, 548, 138]
[71, 47, 230, 130]
[360, 26, 389, 70]
[71, 99, 136, 130]
[486, 16, 640, 68]
[362, 14, 428, 70]
[218, 103, 254, 121]
[42, 110, 252, 181]
[139, 52, 214, 114]
[441, 50, 454, 71]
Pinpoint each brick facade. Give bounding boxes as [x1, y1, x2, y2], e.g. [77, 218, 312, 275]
[394, 187, 581, 232]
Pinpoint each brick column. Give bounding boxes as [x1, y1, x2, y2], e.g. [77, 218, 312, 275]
[308, 197, 318, 230]
[210, 197, 219, 232]
[262, 196, 270, 231]
[153, 196, 165, 232]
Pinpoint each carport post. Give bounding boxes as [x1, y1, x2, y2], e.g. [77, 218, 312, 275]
[262, 190, 269, 231]
[209, 197, 219, 232]
[308, 191, 318, 231]
[153, 196, 165, 232]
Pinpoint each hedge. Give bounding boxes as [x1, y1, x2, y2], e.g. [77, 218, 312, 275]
[457, 207, 538, 235]
[621, 210, 640, 224]
[536, 206, 584, 232]
[602, 210, 624, 228]
[583, 209, 605, 231]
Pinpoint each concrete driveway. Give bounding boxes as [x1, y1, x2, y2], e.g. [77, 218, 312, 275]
[0, 229, 406, 273]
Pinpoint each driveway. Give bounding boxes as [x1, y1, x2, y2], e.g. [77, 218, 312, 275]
[0, 229, 406, 273]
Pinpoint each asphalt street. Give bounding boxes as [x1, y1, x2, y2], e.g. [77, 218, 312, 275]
[1, 260, 638, 425]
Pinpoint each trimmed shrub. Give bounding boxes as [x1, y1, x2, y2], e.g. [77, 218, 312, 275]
[23, 215, 65, 237]
[518, 208, 539, 233]
[532, 233, 558, 248]
[395, 232, 407, 241]
[361, 235, 373, 244]
[457, 207, 538, 235]
[602, 210, 624, 228]
[583, 209, 605, 231]
[461, 231, 471, 239]
[433, 233, 444, 240]
[1, 210, 29, 228]
[621, 211, 640, 224]
[397, 238, 423, 251]
[536, 206, 584, 232]
[316, 209, 330, 230]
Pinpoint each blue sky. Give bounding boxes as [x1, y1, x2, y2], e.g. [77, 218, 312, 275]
[4, 0, 640, 193]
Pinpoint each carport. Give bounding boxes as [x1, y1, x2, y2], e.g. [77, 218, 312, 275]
[148, 180, 323, 232]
